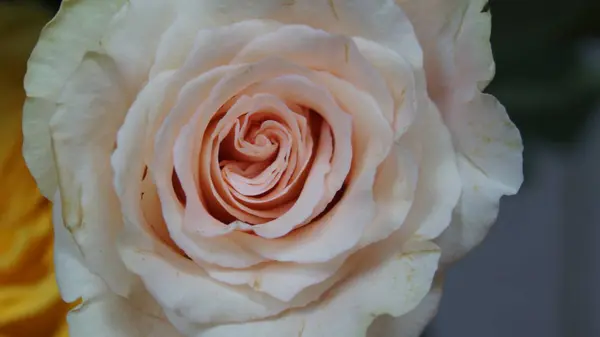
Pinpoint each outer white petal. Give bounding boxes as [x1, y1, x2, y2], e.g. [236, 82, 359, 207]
[367, 277, 443, 337]
[354, 38, 418, 138]
[177, 0, 422, 67]
[403, 99, 461, 242]
[67, 295, 183, 337]
[119, 230, 318, 327]
[101, 0, 178, 90]
[110, 68, 186, 255]
[436, 149, 516, 264]
[189, 241, 440, 337]
[23, 0, 125, 198]
[397, 0, 524, 263]
[359, 98, 460, 248]
[53, 193, 107, 303]
[49, 53, 135, 297]
[54, 197, 182, 337]
[231, 25, 394, 123]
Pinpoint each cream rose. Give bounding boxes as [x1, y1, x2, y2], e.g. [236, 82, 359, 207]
[23, 0, 523, 336]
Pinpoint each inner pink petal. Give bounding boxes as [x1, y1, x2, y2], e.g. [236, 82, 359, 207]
[221, 123, 292, 196]
[239, 75, 353, 238]
[227, 104, 318, 212]
[200, 94, 316, 225]
[180, 69, 352, 241]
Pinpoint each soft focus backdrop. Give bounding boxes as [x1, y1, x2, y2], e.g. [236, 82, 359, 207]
[0, 0, 598, 336]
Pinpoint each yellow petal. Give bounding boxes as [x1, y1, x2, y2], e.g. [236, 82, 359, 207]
[0, 3, 71, 337]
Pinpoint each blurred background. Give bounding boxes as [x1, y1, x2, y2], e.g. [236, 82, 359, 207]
[0, 0, 599, 336]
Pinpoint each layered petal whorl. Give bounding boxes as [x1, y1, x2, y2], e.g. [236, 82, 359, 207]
[22, 1, 522, 337]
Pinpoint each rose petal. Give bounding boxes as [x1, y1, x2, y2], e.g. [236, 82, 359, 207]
[447, 94, 523, 194]
[118, 232, 325, 326]
[49, 53, 135, 297]
[231, 25, 394, 124]
[23, 0, 126, 198]
[54, 195, 182, 337]
[183, 241, 441, 337]
[100, 0, 176, 91]
[112, 70, 182, 252]
[436, 96, 522, 264]
[367, 277, 443, 337]
[396, 0, 492, 101]
[167, 20, 280, 85]
[358, 142, 419, 247]
[67, 295, 183, 337]
[202, 255, 347, 302]
[398, 0, 523, 262]
[53, 195, 107, 303]
[400, 98, 461, 242]
[178, 0, 422, 66]
[354, 38, 419, 138]
[352, 33, 462, 245]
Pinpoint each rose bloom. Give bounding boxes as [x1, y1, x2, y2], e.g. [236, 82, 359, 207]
[22, 0, 523, 336]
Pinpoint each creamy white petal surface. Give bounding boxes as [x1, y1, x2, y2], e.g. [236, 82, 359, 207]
[396, 0, 523, 264]
[23, 0, 523, 336]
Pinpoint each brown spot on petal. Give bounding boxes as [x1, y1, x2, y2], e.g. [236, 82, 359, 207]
[298, 320, 306, 337]
[504, 139, 521, 150]
[142, 166, 148, 180]
[252, 278, 262, 290]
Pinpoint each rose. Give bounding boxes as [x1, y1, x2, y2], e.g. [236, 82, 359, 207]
[22, 0, 523, 336]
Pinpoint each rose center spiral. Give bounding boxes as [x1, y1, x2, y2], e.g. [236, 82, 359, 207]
[201, 95, 324, 226]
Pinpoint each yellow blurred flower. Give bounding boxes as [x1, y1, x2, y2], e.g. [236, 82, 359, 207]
[0, 3, 70, 337]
